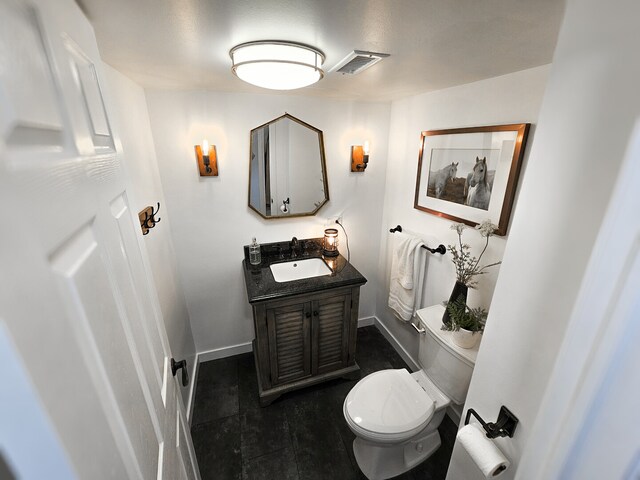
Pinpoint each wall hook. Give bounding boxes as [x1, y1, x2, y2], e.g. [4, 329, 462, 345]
[139, 202, 162, 235]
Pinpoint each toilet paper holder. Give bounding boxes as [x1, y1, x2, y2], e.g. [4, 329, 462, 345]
[464, 406, 519, 439]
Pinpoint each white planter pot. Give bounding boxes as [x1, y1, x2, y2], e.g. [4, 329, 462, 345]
[452, 328, 480, 349]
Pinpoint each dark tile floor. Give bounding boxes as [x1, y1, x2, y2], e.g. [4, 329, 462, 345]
[190, 326, 457, 480]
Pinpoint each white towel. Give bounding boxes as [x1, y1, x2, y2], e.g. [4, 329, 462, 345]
[388, 232, 427, 322]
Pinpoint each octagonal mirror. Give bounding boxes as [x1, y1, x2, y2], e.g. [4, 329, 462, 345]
[248, 113, 329, 218]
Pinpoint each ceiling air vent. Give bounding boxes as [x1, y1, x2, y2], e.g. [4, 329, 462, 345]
[331, 50, 390, 75]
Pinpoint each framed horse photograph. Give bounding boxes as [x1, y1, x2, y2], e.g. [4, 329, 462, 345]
[414, 123, 530, 235]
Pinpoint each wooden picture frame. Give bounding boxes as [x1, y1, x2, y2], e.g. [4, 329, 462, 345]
[414, 123, 530, 235]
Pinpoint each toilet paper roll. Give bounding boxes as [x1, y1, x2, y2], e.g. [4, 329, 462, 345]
[457, 423, 510, 477]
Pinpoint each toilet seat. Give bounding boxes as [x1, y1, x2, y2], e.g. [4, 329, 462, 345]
[344, 369, 435, 443]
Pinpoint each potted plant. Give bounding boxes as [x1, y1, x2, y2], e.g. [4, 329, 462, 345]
[443, 220, 501, 325]
[441, 295, 487, 349]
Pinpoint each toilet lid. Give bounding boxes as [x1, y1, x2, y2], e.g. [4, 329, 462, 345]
[345, 369, 435, 435]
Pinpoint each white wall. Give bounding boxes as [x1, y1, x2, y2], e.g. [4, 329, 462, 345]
[446, 0, 640, 477]
[144, 91, 390, 354]
[377, 65, 550, 362]
[102, 65, 196, 403]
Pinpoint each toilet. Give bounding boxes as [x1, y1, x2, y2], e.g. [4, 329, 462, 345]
[343, 305, 479, 480]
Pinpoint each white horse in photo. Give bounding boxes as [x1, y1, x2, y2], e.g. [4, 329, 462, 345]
[465, 157, 495, 210]
[428, 162, 458, 198]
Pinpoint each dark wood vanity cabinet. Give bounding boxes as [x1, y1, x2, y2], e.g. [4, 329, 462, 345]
[242, 240, 367, 406]
[252, 286, 362, 405]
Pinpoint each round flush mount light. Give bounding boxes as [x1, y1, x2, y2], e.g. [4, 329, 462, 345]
[229, 41, 325, 90]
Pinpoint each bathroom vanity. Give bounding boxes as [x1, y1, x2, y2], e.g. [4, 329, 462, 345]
[242, 238, 367, 405]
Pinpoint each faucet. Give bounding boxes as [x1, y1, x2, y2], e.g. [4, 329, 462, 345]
[290, 237, 299, 258]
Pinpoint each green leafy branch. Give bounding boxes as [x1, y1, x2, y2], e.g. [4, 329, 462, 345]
[441, 295, 487, 333]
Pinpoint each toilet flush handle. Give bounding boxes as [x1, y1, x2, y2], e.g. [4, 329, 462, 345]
[411, 321, 426, 335]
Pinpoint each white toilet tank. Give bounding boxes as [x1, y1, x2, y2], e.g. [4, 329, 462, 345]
[416, 305, 479, 405]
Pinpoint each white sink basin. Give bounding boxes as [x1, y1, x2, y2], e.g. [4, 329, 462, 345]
[270, 258, 332, 282]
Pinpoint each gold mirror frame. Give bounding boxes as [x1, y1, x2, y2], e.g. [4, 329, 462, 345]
[248, 113, 329, 219]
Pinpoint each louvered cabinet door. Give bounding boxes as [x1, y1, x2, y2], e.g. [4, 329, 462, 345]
[266, 301, 312, 385]
[312, 293, 351, 374]
[250, 285, 363, 405]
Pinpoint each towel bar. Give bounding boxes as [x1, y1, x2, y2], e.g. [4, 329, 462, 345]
[389, 225, 446, 255]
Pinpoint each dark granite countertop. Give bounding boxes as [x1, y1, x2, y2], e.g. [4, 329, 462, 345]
[242, 237, 367, 304]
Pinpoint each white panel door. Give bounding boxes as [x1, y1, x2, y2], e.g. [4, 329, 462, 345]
[516, 121, 640, 479]
[0, 0, 199, 478]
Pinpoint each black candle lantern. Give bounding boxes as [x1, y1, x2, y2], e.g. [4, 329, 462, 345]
[323, 228, 339, 257]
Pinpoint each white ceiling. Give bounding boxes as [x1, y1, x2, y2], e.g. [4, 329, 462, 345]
[79, 0, 565, 101]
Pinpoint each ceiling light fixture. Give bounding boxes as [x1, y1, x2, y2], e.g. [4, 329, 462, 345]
[229, 41, 325, 90]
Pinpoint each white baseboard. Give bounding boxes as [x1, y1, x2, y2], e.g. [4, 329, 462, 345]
[447, 404, 462, 427]
[186, 359, 199, 424]
[195, 316, 375, 366]
[187, 342, 253, 424]
[358, 316, 375, 327]
[373, 316, 420, 371]
[197, 341, 253, 363]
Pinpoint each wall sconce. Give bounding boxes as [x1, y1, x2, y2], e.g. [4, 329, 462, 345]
[351, 140, 369, 172]
[194, 139, 219, 176]
[323, 228, 339, 257]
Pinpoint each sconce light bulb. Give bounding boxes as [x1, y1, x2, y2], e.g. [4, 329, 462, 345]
[202, 139, 209, 154]
[363, 140, 370, 155]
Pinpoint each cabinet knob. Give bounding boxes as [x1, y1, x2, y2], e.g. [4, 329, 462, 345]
[313, 311, 319, 316]
[305, 312, 311, 318]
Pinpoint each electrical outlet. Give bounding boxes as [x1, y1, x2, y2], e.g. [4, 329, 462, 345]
[327, 214, 343, 225]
